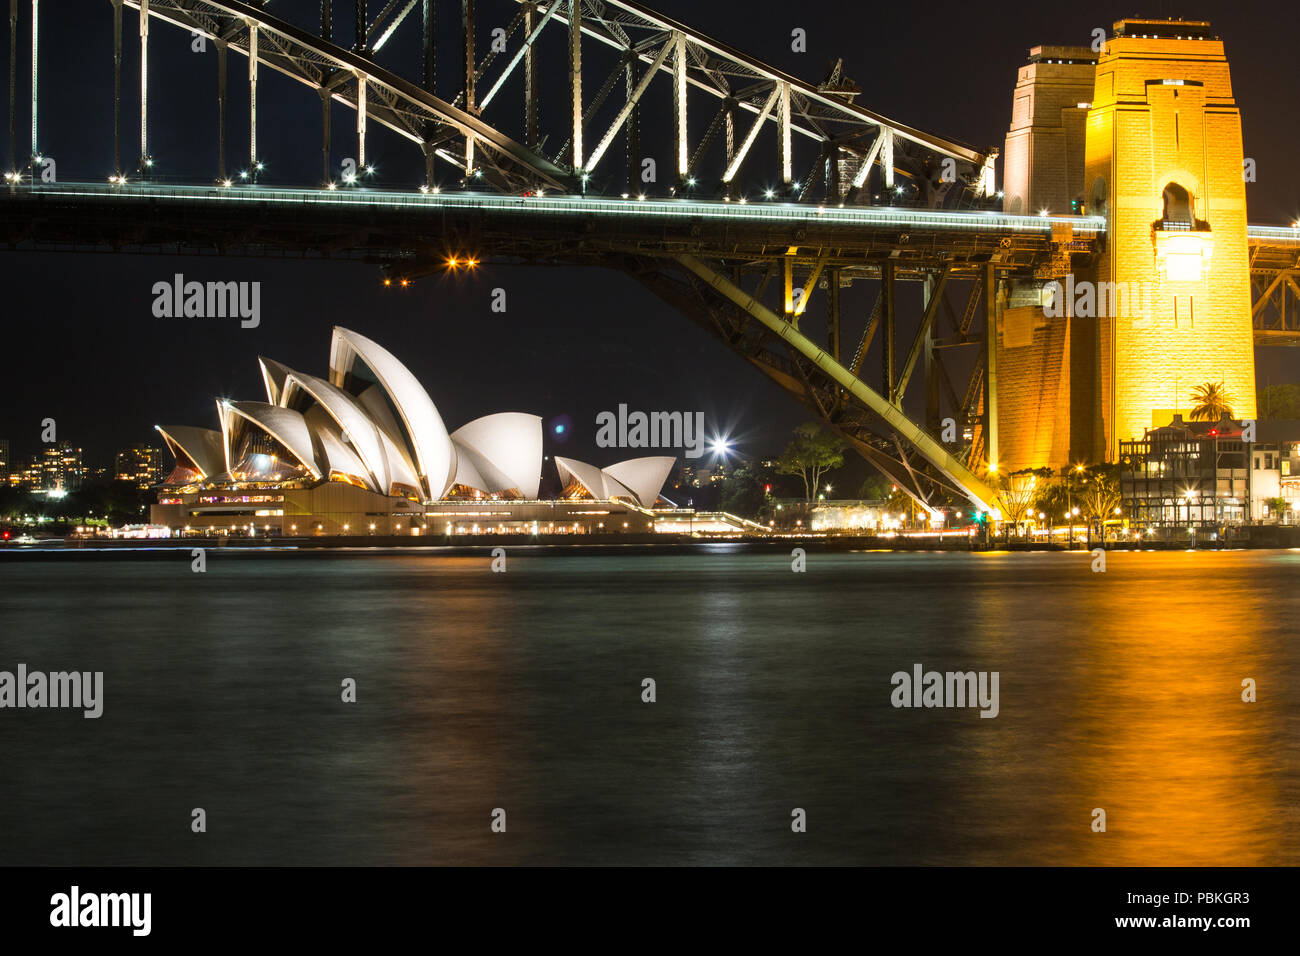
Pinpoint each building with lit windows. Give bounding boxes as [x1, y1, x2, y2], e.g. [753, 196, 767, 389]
[114, 444, 166, 488]
[1118, 416, 1300, 528]
[38, 442, 83, 494]
[150, 327, 680, 536]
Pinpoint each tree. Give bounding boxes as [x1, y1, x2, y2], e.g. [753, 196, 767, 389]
[1081, 476, 1122, 526]
[1257, 384, 1300, 420]
[719, 460, 773, 519]
[999, 470, 1042, 536]
[1033, 469, 1070, 523]
[1189, 381, 1235, 422]
[774, 423, 847, 502]
[886, 486, 919, 527]
[857, 473, 892, 500]
[1265, 497, 1289, 524]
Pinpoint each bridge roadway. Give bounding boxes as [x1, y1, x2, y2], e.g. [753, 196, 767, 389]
[2, 181, 1105, 279]
[3, 181, 1294, 283]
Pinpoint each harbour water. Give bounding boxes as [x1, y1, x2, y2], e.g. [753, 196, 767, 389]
[1, 547, 1296, 865]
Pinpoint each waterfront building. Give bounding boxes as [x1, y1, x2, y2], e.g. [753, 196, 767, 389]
[809, 499, 892, 533]
[1118, 416, 1300, 527]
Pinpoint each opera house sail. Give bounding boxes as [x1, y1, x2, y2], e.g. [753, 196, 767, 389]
[150, 327, 676, 536]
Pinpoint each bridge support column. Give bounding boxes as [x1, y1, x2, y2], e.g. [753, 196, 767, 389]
[7, 0, 15, 174]
[356, 73, 366, 169]
[779, 81, 792, 193]
[109, 0, 122, 176]
[827, 266, 841, 363]
[462, 0, 475, 111]
[319, 86, 331, 184]
[216, 39, 227, 181]
[422, 0, 434, 94]
[523, 2, 538, 148]
[624, 59, 638, 196]
[924, 276, 940, 435]
[881, 260, 896, 398]
[673, 32, 687, 186]
[983, 261, 999, 471]
[138, 0, 148, 176]
[881, 129, 893, 191]
[248, 24, 259, 177]
[29, 0, 37, 170]
[567, 0, 582, 171]
[463, 0, 476, 176]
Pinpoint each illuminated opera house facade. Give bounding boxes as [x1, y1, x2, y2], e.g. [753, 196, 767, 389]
[150, 327, 676, 536]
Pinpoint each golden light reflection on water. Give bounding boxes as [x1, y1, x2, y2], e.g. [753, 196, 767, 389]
[1072, 552, 1280, 865]
[965, 551, 1288, 865]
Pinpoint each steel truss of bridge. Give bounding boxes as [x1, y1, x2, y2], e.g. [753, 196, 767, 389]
[2, 1, 1299, 515]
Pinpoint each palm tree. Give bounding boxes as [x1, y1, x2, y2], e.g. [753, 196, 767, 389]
[1189, 381, 1236, 422]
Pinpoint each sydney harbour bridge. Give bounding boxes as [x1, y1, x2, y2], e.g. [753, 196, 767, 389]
[1, 1, 1298, 517]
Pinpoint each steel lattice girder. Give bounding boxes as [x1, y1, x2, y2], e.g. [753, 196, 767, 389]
[121, 0, 572, 191]
[669, 253, 1004, 513]
[118, 0, 998, 201]
[1248, 235, 1300, 345]
[624, 256, 993, 510]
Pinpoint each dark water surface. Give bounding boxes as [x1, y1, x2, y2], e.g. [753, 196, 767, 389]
[1, 547, 1296, 865]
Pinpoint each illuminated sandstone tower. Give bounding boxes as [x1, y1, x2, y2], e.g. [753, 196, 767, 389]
[997, 19, 1256, 468]
[1084, 18, 1256, 457]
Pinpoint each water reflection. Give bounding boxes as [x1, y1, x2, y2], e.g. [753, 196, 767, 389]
[0, 550, 1293, 864]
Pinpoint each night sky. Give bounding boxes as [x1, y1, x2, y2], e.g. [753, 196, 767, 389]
[0, 0, 1295, 470]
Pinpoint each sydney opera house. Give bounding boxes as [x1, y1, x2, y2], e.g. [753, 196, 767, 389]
[150, 327, 678, 536]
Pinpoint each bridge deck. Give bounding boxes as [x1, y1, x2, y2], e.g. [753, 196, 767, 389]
[2, 182, 1103, 277]
[4, 184, 1294, 278]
